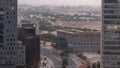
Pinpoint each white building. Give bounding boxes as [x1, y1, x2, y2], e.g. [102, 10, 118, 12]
[0, 0, 18, 68]
[31, 18, 40, 35]
[57, 30, 100, 53]
[102, 0, 120, 68]
[17, 41, 25, 67]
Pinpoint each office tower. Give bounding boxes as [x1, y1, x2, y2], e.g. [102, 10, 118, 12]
[18, 23, 40, 68]
[102, 0, 120, 68]
[0, 0, 17, 68]
[23, 36, 40, 68]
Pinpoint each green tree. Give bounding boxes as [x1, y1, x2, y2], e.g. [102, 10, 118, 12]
[97, 62, 100, 68]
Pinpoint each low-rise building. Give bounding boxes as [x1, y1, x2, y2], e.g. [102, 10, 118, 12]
[57, 30, 100, 53]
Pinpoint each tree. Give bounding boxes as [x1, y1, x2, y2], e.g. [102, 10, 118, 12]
[62, 58, 68, 68]
[97, 62, 100, 68]
[61, 50, 69, 68]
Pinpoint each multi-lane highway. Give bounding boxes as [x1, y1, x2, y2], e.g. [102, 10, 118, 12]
[41, 46, 62, 68]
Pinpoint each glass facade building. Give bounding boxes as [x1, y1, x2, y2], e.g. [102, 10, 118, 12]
[0, 0, 17, 68]
[102, 0, 120, 68]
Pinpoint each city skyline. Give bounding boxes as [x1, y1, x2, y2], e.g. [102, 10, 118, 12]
[18, 0, 101, 6]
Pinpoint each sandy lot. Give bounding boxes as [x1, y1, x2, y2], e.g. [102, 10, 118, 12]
[52, 21, 101, 31]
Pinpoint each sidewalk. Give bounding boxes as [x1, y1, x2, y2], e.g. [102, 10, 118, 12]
[40, 56, 55, 68]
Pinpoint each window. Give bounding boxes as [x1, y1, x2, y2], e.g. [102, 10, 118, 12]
[0, 16, 4, 20]
[0, 11, 4, 15]
[11, 7, 14, 10]
[0, 7, 3, 11]
[0, 30, 3, 34]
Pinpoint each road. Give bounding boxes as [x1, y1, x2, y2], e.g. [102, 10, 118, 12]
[41, 46, 62, 68]
[41, 45, 77, 68]
[67, 57, 77, 68]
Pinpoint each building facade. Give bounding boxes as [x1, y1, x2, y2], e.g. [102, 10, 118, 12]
[17, 41, 25, 68]
[102, 0, 120, 68]
[0, 0, 17, 68]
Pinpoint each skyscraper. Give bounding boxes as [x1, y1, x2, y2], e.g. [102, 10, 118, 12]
[102, 0, 120, 68]
[0, 0, 17, 68]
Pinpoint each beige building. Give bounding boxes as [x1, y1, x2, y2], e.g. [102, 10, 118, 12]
[17, 41, 25, 67]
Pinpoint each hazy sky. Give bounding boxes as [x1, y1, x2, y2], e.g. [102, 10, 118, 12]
[18, 0, 101, 6]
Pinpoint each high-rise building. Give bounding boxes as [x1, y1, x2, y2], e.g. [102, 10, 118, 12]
[0, 0, 17, 68]
[18, 23, 40, 68]
[102, 0, 120, 68]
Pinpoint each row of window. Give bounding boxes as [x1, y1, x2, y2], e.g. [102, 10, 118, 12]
[104, 41, 120, 45]
[104, 37, 120, 40]
[104, 0, 120, 3]
[1, 47, 14, 51]
[6, 12, 16, 15]
[104, 46, 120, 50]
[104, 15, 120, 19]
[0, 51, 15, 55]
[104, 20, 120, 25]
[6, 38, 16, 42]
[6, 34, 15, 38]
[6, 0, 13, 1]
[104, 10, 120, 14]
[104, 30, 120, 35]
[103, 51, 120, 55]
[0, 7, 15, 12]
[104, 25, 120, 30]
[71, 42, 99, 45]
[0, 60, 12, 64]
[104, 5, 119, 9]
[7, 43, 16, 46]
[75, 46, 98, 49]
